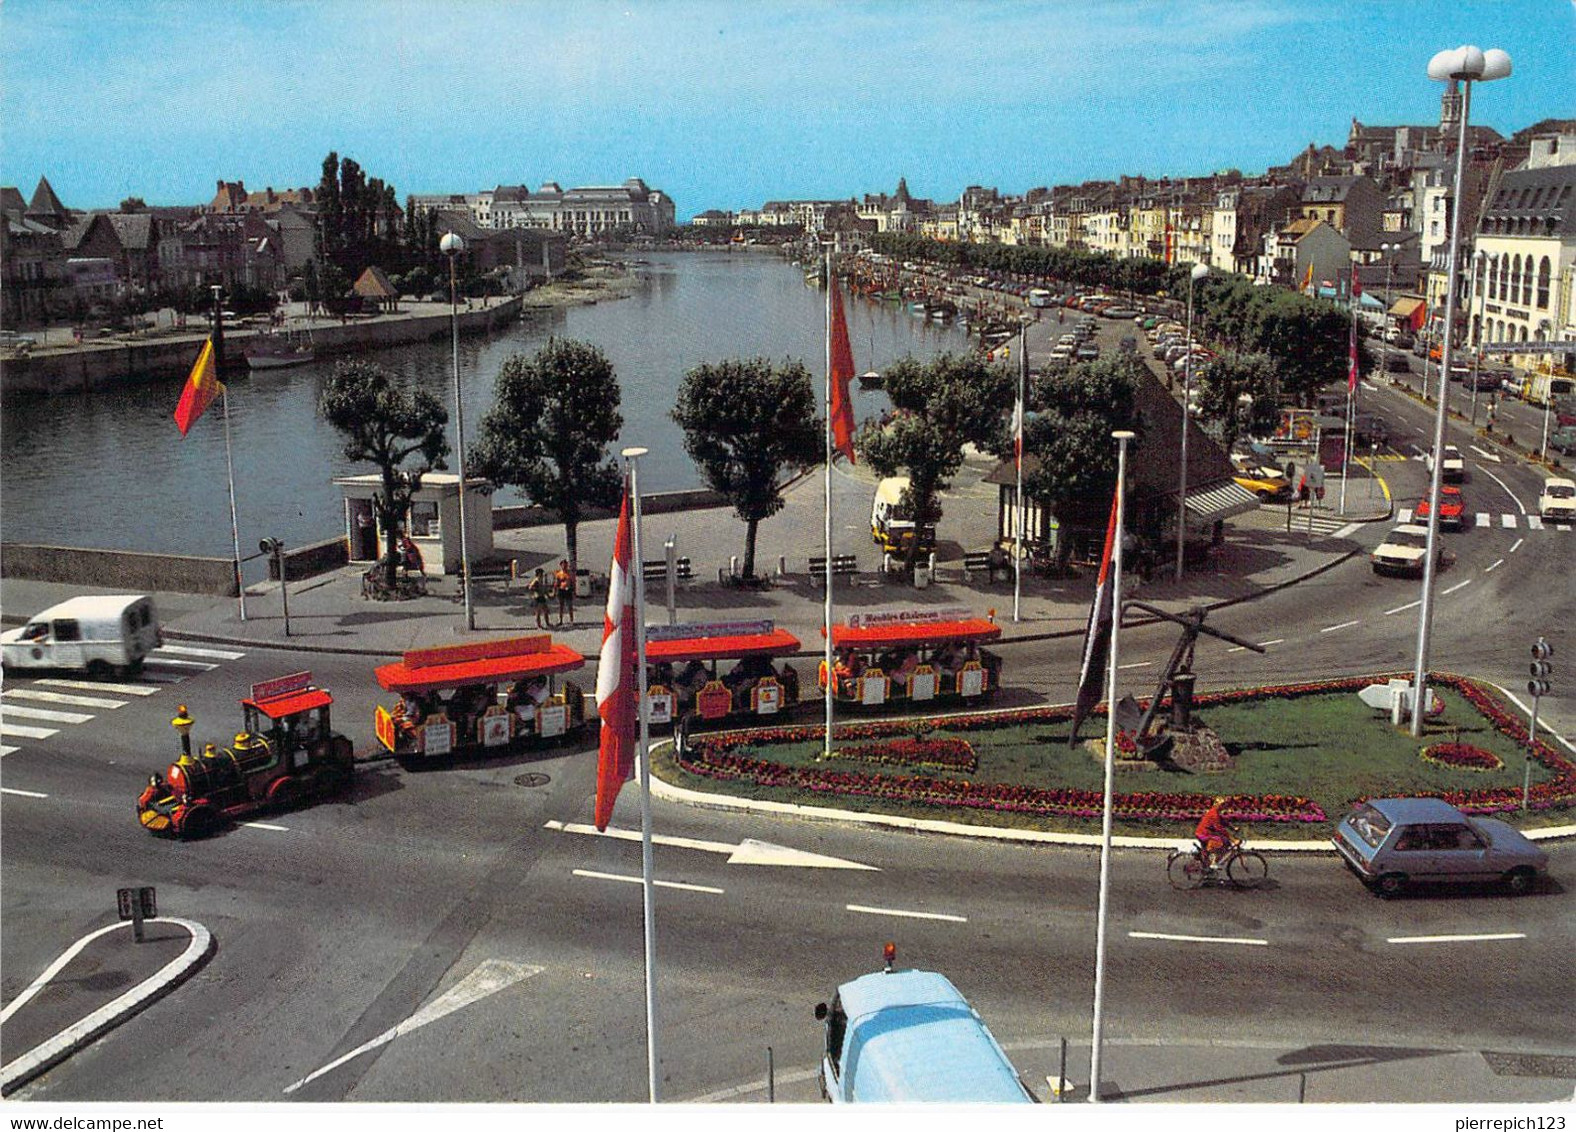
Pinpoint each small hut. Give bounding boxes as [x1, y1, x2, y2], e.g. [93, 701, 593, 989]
[352, 265, 401, 313]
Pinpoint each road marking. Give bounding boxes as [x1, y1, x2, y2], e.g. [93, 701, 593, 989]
[1501, 514, 1517, 529]
[1442, 579, 1472, 595]
[1477, 465, 1526, 514]
[572, 868, 723, 894]
[847, 904, 968, 923]
[545, 819, 878, 870]
[1129, 931, 1268, 947]
[1527, 515, 1544, 531]
[1476, 512, 1491, 527]
[1384, 599, 1422, 615]
[1469, 445, 1502, 463]
[1230, 638, 1283, 653]
[240, 821, 290, 831]
[1118, 660, 1152, 669]
[1510, 537, 1524, 553]
[1, 787, 48, 798]
[2, 689, 126, 709]
[1485, 558, 1504, 572]
[1398, 507, 1413, 523]
[142, 657, 217, 671]
[1321, 620, 1361, 633]
[1386, 932, 1526, 945]
[0, 746, 18, 758]
[283, 960, 543, 1095]
[155, 644, 246, 660]
[1331, 522, 1361, 539]
[0, 704, 93, 724]
[37, 679, 160, 696]
[0, 723, 58, 740]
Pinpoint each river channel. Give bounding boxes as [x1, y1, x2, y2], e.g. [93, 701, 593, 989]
[1, 251, 967, 562]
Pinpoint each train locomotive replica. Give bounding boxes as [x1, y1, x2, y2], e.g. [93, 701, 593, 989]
[137, 671, 354, 838]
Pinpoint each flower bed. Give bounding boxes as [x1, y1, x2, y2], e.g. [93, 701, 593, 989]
[827, 736, 978, 773]
[1420, 742, 1504, 773]
[672, 672, 1576, 823]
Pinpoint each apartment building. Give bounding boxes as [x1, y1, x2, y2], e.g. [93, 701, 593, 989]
[1469, 162, 1576, 356]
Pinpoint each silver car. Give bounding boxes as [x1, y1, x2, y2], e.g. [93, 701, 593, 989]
[1332, 797, 1548, 897]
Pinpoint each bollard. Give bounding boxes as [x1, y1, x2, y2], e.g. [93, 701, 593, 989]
[778, 554, 787, 577]
[767, 1046, 774, 1103]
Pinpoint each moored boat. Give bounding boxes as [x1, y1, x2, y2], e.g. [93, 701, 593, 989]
[245, 331, 314, 370]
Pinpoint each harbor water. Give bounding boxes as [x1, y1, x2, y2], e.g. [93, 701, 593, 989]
[0, 252, 967, 563]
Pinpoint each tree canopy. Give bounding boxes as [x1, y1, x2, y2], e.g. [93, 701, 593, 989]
[469, 339, 623, 576]
[318, 361, 449, 589]
[671, 357, 823, 579]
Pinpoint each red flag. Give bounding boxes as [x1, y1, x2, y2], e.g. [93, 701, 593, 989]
[1070, 490, 1120, 743]
[1012, 398, 1023, 473]
[828, 280, 857, 464]
[1350, 264, 1363, 298]
[173, 338, 224, 436]
[594, 477, 636, 830]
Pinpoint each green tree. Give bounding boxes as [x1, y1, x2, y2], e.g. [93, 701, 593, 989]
[671, 358, 823, 579]
[319, 362, 449, 591]
[470, 339, 623, 577]
[1022, 353, 1144, 567]
[857, 352, 1013, 566]
[1195, 352, 1280, 447]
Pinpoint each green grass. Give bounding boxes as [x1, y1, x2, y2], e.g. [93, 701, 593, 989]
[655, 687, 1568, 838]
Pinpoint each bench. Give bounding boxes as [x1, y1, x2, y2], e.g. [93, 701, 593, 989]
[962, 550, 993, 577]
[809, 554, 858, 585]
[642, 557, 692, 583]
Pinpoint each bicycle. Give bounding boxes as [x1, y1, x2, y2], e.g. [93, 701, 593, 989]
[1167, 839, 1269, 890]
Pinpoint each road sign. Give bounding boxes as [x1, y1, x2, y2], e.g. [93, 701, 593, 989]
[117, 886, 157, 941]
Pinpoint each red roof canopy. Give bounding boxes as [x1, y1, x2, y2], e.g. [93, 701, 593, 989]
[645, 628, 801, 663]
[376, 641, 585, 693]
[246, 687, 333, 720]
[831, 618, 1001, 650]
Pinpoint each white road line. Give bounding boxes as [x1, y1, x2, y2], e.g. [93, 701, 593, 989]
[0, 723, 58, 740]
[1118, 661, 1152, 670]
[1387, 932, 1526, 945]
[1, 787, 48, 798]
[1331, 522, 1361, 539]
[1501, 514, 1517, 529]
[1384, 600, 1422, 615]
[1527, 515, 1544, 531]
[240, 821, 290, 831]
[1321, 620, 1361, 634]
[846, 904, 967, 923]
[1476, 512, 1491, 527]
[1129, 931, 1268, 946]
[2, 689, 126, 709]
[155, 644, 246, 660]
[572, 869, 723, 894]
[1230, 638, 1284, 652]
[1485, 558, 1505, 573]
[1477, 465, 1526, 514]
[1469, 445, 1502, 463]
[0, 704, 93, 724]
[37, 679, 160, 696]
[142, 657, 218, 671]
[1510, 537, 1524, 553]
[1442, 579, 1473, 595]
[1398, 507, 1413, 523]
[0, 746, 18, 758]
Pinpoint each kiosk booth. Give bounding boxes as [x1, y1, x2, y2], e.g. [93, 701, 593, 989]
[336, 472, 493, 577]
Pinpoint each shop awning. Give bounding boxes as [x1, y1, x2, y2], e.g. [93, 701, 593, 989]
[1184, 480, 1260, 524]
[1389, 297, 1425, 319]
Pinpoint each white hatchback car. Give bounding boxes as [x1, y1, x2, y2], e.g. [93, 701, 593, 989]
[1425, 444, 1466, 482]
[1371, 524, 1438, 577]
[1539, 476, 1575, 523]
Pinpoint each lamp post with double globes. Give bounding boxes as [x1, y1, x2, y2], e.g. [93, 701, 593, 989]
[440, 231, 475, 631]
[1379, 241, 1398, 383]
[1411, 44, 1511, 737]
[1175, 262, 1210, 581]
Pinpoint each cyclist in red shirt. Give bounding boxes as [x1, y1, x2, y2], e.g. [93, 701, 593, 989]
[1195, 796, 1239, 871]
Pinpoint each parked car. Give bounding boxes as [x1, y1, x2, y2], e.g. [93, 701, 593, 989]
[1413, 484, 1465, 528]
[1075, 344, 1100, 362]
[1547, 427, 1576, 458]
[1425, 444, 1465, 482]
[1332, 796, 1548, 897]
[1352, 414, 1390, 447]
[1371, 524, 1440, 577]
[1230, 456, 1292, 502]
[1382, 352, 1411, 373]
[1538, 476, 1575, 522]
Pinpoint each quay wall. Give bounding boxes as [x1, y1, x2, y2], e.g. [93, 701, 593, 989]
[1, 544, 240, 596]
[0, 296, 523, 395]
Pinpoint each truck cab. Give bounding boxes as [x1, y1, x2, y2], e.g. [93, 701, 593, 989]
[871, 476, 937, 556]
[814, 945, 1035, 1103]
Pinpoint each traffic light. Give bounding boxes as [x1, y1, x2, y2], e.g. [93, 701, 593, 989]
[1528, 638, 1553, 698]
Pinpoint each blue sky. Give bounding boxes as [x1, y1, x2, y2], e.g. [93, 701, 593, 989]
[3, 1, 1572, 219]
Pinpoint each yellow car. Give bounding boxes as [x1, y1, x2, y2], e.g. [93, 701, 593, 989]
[1230, 457, 1293, 502]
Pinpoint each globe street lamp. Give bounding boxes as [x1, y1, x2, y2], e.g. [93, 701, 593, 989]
[1468, 249, 1487, 426]
[1412, 44, 1511, 737]
[440, 231, 475, 631]
[1379, 242, 1398, 385]
[1175, 262, 1210, 581]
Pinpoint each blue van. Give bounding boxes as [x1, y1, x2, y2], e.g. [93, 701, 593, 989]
[814, 947, 1036, 1103]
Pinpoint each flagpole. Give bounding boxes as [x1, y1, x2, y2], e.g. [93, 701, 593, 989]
[210, 286, 247, 622]
[1341, 270, 1358, 515]
[823, 246, 835, 761]
[624, 445, 660, 1104]
[1013, 325, 1026, 622]
[1089, 428, 1134, 1105]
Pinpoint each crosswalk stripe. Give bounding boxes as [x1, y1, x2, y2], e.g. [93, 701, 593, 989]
[0, 704, 93, 724]
[1526, 516, 1543, 531]
[1502, 514, 1517, 528]
[1, 745, 19, 757]
[156, 644, 246, 660]
[143, 657, 218, 671]
[1398, 508, 1413, 523]
[0, 723, 58, 740]
[36, 679, 161, 696]
[2, 689, 126, 709]
[1476, 512, 1491, 527]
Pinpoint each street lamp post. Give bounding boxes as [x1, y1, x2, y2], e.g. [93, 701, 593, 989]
[1468, 250, 1486, 426]
[440, 232, 475, 631]
[1412, 44, 1512, 738]
[1539, 320, 1554, 456]
[1175, 262, 1209, 582]
[1379, 243, 1397, 384]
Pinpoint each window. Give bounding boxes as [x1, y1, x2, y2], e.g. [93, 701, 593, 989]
[409, 501, 440, 538]
[1538, 257, 1551, 309]
[52, 619, 81, 642]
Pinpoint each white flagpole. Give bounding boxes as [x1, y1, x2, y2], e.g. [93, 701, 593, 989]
[221, 389, 247, 622]
[823, 247, 835, 761]
[1013, 325, 1026, 622]
[1089, 429, 1134, 1105]
[624, 445, 659, 1103]
[1340, 283, 1357, 515]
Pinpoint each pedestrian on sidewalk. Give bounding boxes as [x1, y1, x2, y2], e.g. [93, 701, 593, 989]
[554, 558, 574, 626]
[528, 568, 551, 629]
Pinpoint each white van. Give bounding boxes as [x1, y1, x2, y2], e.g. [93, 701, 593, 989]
[1, 595, 161, 676]
[871, 477, 937, 555]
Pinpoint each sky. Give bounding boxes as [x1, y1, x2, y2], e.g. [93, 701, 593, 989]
[2, 1, 1573, 220]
